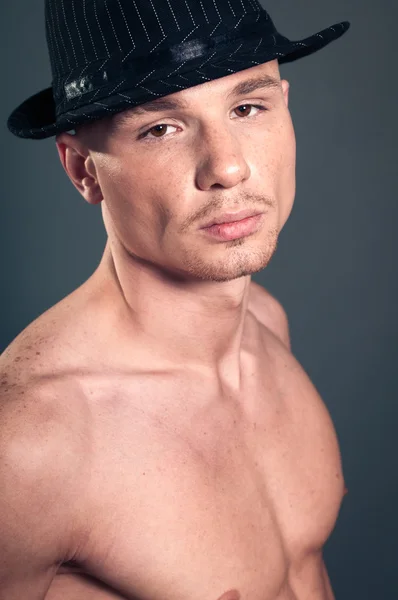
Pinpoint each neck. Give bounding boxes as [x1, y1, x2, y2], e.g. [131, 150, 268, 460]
[91, 240, 257, 389]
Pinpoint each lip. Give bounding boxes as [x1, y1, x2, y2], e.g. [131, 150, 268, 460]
[200, 209, 264, 229]
[200, 213, 264, 242]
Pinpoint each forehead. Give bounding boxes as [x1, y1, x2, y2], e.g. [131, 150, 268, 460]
[111, 62, 281, 128]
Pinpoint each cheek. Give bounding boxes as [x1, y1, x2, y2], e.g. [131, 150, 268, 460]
[97, 155, 179, 254]
[96, 153, 142, 209]
[96, 158, 143, 234]
[275, 119, 296, 228]
[98, 149, 177, 204]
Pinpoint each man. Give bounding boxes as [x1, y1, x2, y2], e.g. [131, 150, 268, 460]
[1, 1, 350, 599]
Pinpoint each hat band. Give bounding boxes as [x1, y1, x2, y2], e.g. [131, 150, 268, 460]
[55, 16, 278, 116]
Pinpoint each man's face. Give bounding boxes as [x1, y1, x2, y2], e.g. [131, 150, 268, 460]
[74, 59, 296, 283]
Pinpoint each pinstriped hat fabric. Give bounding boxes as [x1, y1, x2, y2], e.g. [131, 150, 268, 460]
[7, 0, 350, 140]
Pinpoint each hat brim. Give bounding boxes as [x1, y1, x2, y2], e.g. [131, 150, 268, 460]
[7, 21, 350, 140]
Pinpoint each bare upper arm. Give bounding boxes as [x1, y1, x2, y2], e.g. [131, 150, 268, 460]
[0, 379, 88, 598]
[249, 281, 291, 350]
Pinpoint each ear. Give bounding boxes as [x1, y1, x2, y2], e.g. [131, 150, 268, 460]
[281, 80, 290, 108]
[55, 132, 103, 205]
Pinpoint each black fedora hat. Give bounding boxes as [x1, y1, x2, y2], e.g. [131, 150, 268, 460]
[7, 0, 350, 140]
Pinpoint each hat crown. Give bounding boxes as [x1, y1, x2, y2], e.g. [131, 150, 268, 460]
[8, 0, 349, 139]
[45, 0, 265, 81]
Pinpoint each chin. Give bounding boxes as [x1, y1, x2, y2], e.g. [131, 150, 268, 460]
[180, 235, 279, 283]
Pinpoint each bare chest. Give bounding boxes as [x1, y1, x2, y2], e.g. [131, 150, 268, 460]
[49, 348, 344, 600]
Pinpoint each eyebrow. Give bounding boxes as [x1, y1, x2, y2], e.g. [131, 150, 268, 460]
[113, 74, 281, 126]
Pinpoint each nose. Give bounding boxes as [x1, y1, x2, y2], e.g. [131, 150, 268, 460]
[195, 127, 251, 191]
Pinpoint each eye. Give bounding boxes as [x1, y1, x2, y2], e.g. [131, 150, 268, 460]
[232, 104, 266, 119]
[139, 104, 267, 141]
[141, 123, 177, 140]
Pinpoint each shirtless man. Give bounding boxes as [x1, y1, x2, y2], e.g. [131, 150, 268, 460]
[2, 1, 350, 598]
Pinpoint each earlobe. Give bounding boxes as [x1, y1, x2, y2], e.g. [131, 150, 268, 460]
[81, 175, 104, 205]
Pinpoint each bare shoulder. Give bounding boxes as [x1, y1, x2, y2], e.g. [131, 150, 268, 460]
[0, 367, 92, 594]
[249, 280, 291, 350]
[249, 282, 347, 506]
[0, 286, 96, 541]
[0, 298, 93, 471]
[0, 280, 97, 385]
[0, 325, 92, 502]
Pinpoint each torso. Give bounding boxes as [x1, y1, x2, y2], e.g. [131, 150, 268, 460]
[1, 280, 346, 600]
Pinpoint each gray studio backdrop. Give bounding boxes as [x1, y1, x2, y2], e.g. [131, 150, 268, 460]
[1, 0, 397, 597]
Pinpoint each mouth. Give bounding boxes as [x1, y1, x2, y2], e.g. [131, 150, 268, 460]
[200, 213, 264, 242]
[200, 209, 264, 229]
